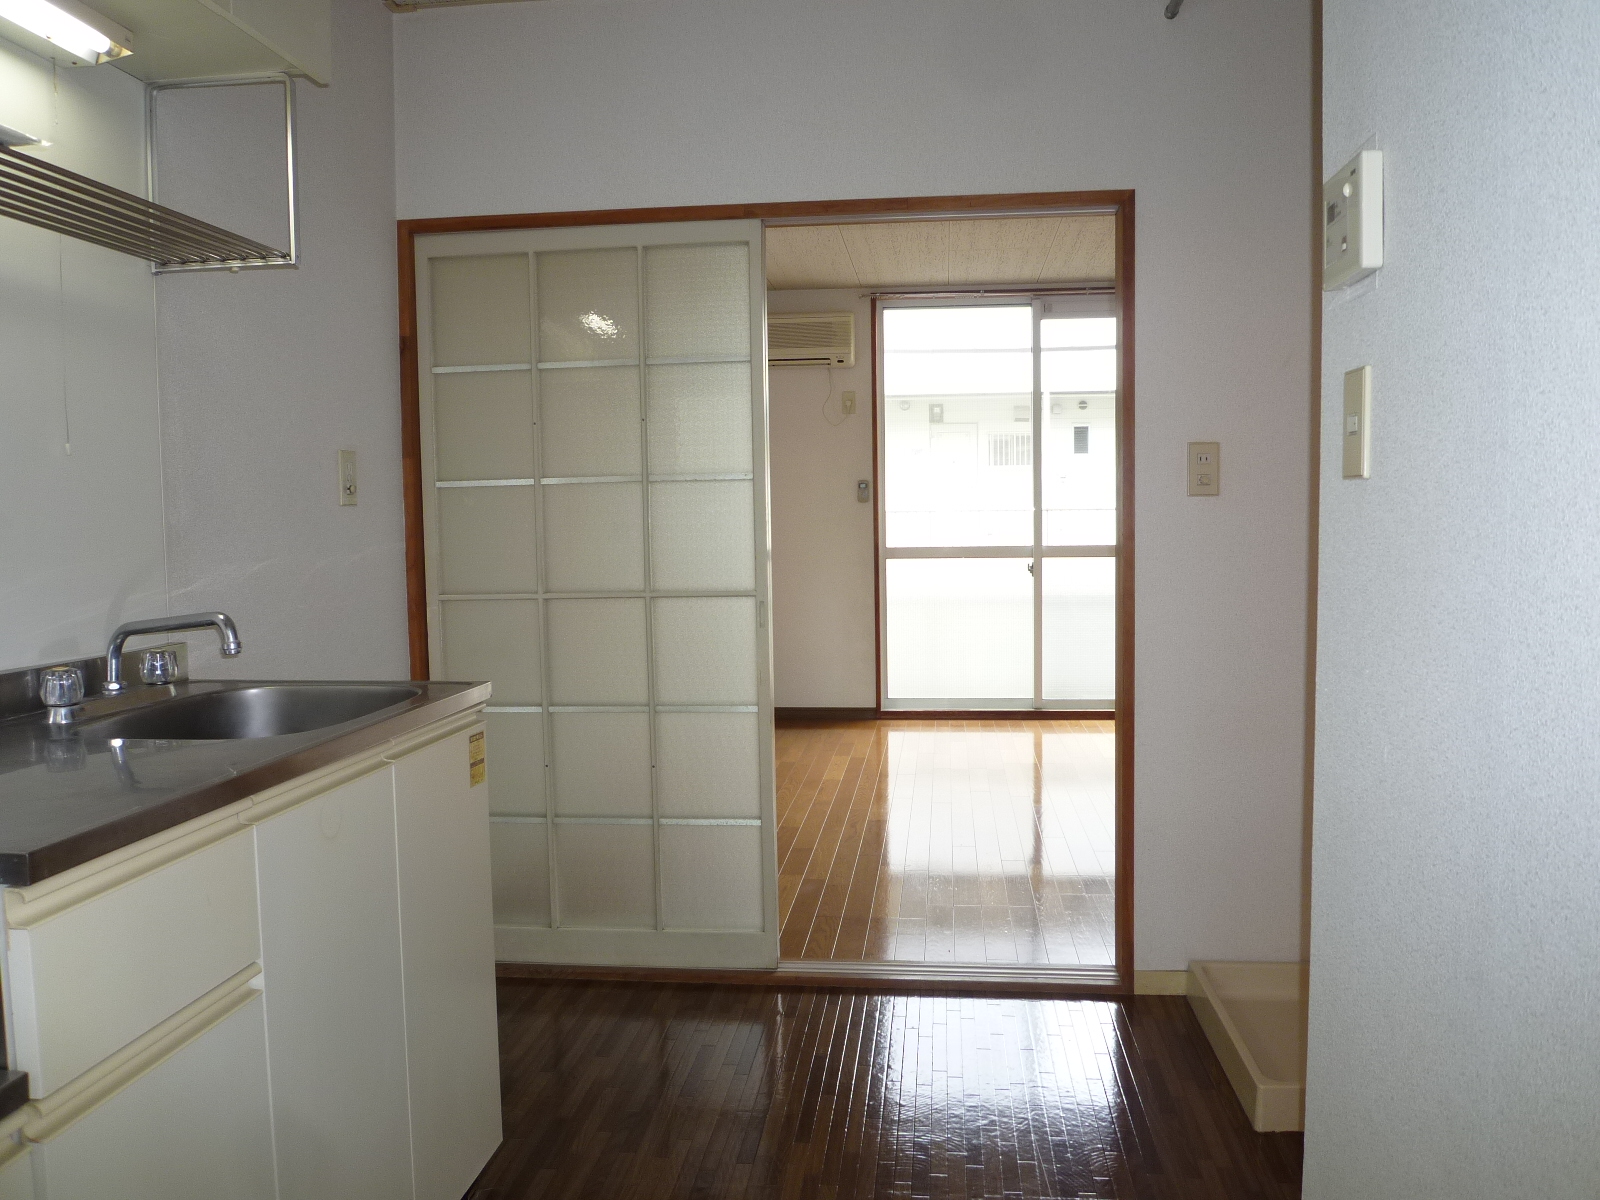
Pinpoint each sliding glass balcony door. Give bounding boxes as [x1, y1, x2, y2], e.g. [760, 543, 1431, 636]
[879, 298, 1118, 710]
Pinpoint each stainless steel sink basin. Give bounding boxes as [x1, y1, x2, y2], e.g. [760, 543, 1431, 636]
[80, 685, 421, 741]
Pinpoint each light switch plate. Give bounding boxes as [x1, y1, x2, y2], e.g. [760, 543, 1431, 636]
[1342, 366, 1371, 478]
[1324, 149, 1384, 290]
[338, 449, 357, 505]
[1188, 442, 1220, 496]
[841, 390, 856, 415]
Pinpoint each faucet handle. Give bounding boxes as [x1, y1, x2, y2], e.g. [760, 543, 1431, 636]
[40, 666, 85, 708]
[140, 649, 179, 685]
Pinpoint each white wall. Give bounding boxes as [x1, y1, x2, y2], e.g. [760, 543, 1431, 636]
[0, 45, 166, 671]
[1308, 3, 1600, 1194]
[392, 0, 1314, 969]
[767, 290, 875, 709]
[155, 0, 408, 680]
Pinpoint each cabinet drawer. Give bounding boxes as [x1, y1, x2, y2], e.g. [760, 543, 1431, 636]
[0, 1147, 31, 1200]
[7, 829, 261, 1094]
[32, 991, 275, 1200]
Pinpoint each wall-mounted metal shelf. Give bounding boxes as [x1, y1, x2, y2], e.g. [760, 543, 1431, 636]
[144, 75, 299, 274]
[0, 144, 290, 269]
[0, 74, 297, 272]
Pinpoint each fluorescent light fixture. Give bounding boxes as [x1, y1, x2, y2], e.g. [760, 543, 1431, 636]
[0, 0, 132, 66]
[0, 121, 48, 147]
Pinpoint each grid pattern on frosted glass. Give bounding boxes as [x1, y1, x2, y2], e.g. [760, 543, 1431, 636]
[542, 482, 645, 593]
[556, 823, 655, 928]
[645, 362, 753, 474]
[484, 711, 544, 816]
[490, 821, 549, 927]
[1042, 558, 1116, 701]
[660, 825, 763, 931]
[551, 712, 652, 817]
[536, 248, 639, 363]
[438, 487, 538, 595]
[649, 480, 755, 591]
[539, 366, 641, 479]
[433, 371, 535, 482]
[652, 597, 758, 706]
[546, 598, 648, 706]
[440, 599, 541, 705]
[885, 558, 1033, 700]
[643, 244, 750, 360]
[430, 254, 531, 367]
[426, 230, 768, 953]
[655, 712, 760, 818]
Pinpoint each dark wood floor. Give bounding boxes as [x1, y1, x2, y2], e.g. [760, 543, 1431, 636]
[467, 979, 1303, 1199]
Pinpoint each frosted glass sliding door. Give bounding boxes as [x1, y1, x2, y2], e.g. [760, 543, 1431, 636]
[415, 221, 776, 969]
[880, 296, 1118, 710]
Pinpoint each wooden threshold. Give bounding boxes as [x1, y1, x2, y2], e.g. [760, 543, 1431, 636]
[495, 960, 1128, 998]
[878, 709, 1115, 721]
[775, 707, 1114, 723]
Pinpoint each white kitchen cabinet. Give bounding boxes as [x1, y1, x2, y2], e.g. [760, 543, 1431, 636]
[0, 1149, 32, 1200]
[254, 767, 414, 1200]
[31, 994, 275, 1200]
[5, 829, 260, 1095]
[0, 708, 500, 1200]
[393, 725, 501, 1200]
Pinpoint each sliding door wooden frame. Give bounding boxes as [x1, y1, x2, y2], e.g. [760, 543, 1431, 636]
[397, 190, 1136, 994]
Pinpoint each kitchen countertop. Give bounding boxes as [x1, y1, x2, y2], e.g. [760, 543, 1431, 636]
[0, 679, 490, 887]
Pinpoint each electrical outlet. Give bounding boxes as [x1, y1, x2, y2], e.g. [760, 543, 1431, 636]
[338, 449, 357, 505]
[1188, 442, 1220, 496]
[841, 390, 856, 415]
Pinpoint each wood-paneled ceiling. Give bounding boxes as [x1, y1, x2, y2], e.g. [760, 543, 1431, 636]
[765, 214, 1116, 291]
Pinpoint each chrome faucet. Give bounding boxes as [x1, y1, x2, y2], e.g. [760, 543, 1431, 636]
[103, 612, 242, 694]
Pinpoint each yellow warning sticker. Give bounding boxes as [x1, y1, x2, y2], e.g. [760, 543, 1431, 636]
[468, 730, 486, 787]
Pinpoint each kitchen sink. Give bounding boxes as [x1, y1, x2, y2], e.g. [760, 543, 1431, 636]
[78, 685, 422, 741]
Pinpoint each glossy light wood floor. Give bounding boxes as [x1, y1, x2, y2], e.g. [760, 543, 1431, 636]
[467, 979, 1303, 1199]
[777, 720, 1115, 966]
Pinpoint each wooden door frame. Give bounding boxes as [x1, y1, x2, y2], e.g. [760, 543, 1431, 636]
[397, 190, 1137, 994]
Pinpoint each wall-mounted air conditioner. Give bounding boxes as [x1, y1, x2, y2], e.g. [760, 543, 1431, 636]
[768, 311, 855, 367]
